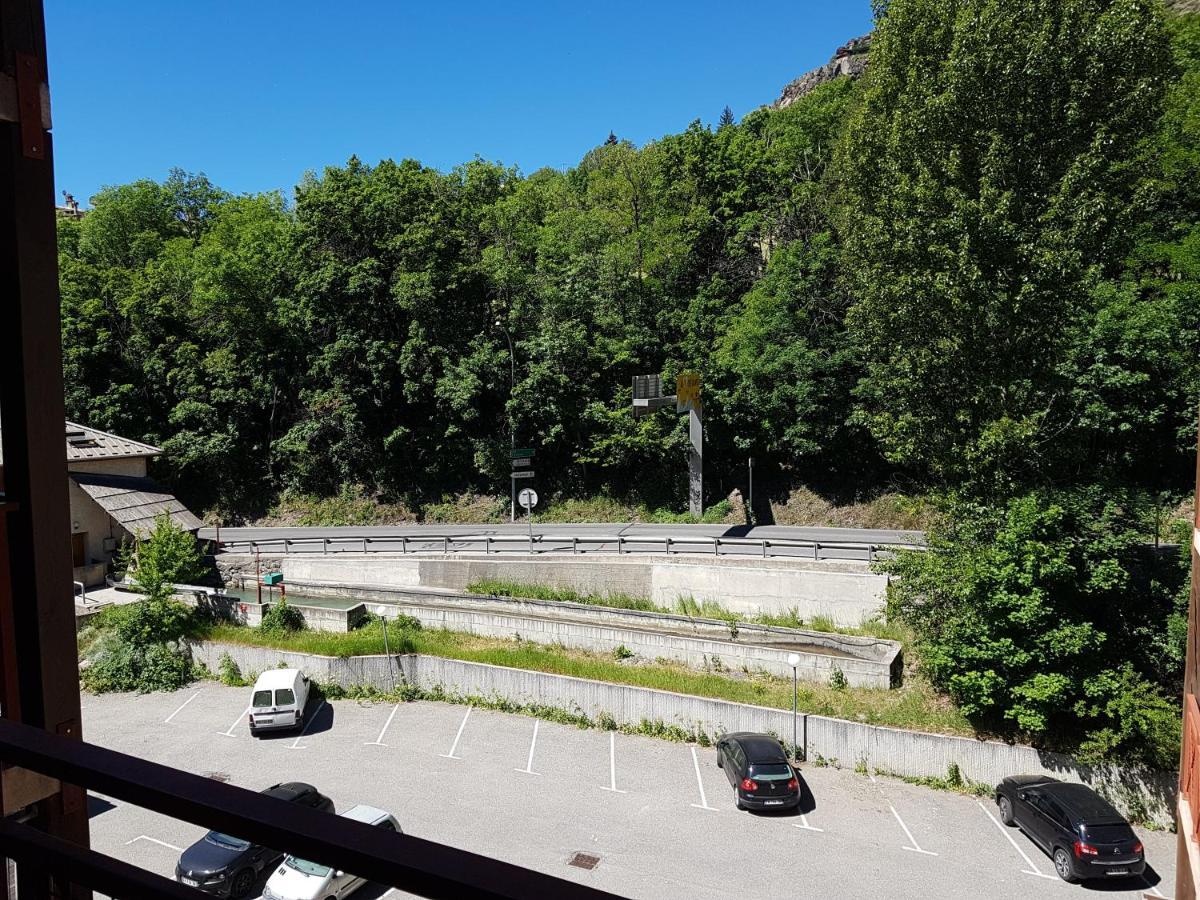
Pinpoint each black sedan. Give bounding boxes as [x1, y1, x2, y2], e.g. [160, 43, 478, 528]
[995, 776, 1145, 883]
[716, 732, 801, 811]
[175, 782, 334, 897]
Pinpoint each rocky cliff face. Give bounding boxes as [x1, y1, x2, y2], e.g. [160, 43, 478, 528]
[773, 34, 872, 109]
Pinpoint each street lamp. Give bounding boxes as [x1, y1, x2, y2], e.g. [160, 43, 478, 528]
[376, 605, 397, 693]
[495, 318, 516, 523]
[787, 653, 801, 760]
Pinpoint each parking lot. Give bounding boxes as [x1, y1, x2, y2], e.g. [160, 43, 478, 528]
[81, 685, 1174, 899]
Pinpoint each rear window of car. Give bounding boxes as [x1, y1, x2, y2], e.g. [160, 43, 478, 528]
[1081, 823, 1135, 843]
[275, 688, 295, 706]
[750, 763, 792, 780]
[252, 690, 272, 708]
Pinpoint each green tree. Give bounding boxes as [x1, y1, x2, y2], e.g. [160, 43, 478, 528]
[837, 0, 1171, 493]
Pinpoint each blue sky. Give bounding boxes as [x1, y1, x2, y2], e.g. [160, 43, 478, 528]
[46, 1, 874, 206]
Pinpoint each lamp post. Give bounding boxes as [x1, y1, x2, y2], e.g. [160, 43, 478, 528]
[787, 652, 801, 760]
[376, 605, 397, 693]
[496, 319, 516, 523]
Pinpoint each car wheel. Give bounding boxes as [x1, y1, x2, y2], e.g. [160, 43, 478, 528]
[716, 755, 723, 768]
[997, 795, 1014, 826]
[1052, 848, 1077, 883]
[230, 868, 255, 899]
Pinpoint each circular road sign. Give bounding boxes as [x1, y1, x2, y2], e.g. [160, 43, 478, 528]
[518, 488, 539, 510]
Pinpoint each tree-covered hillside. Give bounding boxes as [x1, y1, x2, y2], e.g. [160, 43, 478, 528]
[59, 0, 1200, 765]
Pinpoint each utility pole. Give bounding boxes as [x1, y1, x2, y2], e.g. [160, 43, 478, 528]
[495, 320, 516, 522]
[748, 456, 754, 525]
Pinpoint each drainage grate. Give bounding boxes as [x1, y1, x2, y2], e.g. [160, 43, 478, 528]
[568, 853, 600, 871]
[203, 772, 230, 783]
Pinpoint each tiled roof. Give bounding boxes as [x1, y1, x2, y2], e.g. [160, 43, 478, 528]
[63, 421, 161, 461]
[70, 472, 201, 536]
[0, 421, 163, 464]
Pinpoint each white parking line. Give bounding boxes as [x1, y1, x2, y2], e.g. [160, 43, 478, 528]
[163, 690, 202, 724]
[869, 773, 936, 856]
[793, 814, 823, 832]
[218, 705, 250, 737]
[689, 746, 717, 811]
[366, 704, 399, 746]
[125, 835, 183, 852]
[1144, 881, 1168, 899]
[600, 732, 625, 793]
[440, 706, 472, 759]
[288, 700, 326, 750]
[975, 798, 1056, 880]
[516, 720, 541, 775]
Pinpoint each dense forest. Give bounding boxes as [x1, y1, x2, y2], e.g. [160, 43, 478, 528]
[59, 0, 1200, 766]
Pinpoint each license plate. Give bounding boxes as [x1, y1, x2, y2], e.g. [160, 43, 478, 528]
[1107, 868, 1129, 876]
[764, 799, 784, 806]
[181, 878, 199, 887]
[256, 717, 274, 726]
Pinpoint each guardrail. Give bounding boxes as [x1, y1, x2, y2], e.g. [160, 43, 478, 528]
[212, 532, 925, 563]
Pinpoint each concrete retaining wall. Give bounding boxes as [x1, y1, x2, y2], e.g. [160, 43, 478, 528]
[219, 553, 890, 626]
[196, 641, 1174, 825]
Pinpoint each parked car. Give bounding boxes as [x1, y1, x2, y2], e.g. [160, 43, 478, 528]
[262, 805, 402, 900]
[175, 782, 334, 898]
[995, 776, 1145, 882]
[715, 732, 800, 811]
[249, 668, 311, 736]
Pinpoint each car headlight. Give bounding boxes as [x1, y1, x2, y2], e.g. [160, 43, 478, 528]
[206, 873, 227, 883]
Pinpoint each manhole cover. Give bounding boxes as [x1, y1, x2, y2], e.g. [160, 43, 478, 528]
[204, 772, 230, 783]
[568, 853, 600, 871]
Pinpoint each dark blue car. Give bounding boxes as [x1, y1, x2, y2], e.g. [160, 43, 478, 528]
[175, 782, 334, 898]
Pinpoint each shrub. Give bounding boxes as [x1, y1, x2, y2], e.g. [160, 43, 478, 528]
[829, 667, 848, 691]
[613, 644, 633, 660]
[260, 599, 306, 634]
[217, 652, 245, 686]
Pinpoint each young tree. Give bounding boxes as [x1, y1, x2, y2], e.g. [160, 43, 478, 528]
[718, 105, 735, 128]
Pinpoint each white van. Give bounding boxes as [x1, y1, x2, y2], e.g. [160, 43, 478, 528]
[248, 668, 310, 736]
[262, 805, 401, 900]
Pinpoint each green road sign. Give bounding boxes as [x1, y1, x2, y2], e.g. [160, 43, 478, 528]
[511, 448, 535, 459]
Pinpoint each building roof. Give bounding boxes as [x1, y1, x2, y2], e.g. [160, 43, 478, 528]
[63, 421, 162, 462]
[70, 472, 201, 536]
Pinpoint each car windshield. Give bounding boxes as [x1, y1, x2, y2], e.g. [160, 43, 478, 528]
[1082, 823, 1136, 843]
[276, 688, 295, 705]
[750, 763, 792, 780]
[285, 855, 332, 878]
[252, 689, 272, 708]
[206, 831, 250, 851]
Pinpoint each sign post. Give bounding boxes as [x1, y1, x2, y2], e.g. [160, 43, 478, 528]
[511, 449, 534, 522]
[632, 372, 704, 518]
[518, 488, 538, 554]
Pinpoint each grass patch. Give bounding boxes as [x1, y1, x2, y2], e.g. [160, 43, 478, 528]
[876, 763, 993, 798]
[466, 579, 910, 643]
[206, 622, 969, 736]
[468, 579, 662, 612]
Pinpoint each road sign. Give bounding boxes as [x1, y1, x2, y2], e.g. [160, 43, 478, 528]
[511, 448, 535, 459]
[511, 470, 535, 479]
[676, 371, 701, 414]
[511, 456, 532, 468]
[518, 488, 538, 509]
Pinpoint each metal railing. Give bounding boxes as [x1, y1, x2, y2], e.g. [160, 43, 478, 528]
[0, 717, 620, 900]
[213, 532, 925, 563]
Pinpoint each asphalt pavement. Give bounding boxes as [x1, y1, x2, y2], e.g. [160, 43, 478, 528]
[83, 686, 1172, 900]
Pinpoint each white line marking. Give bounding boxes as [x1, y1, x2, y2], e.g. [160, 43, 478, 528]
[218, 705, 250, 737]
[163, 690, 202, 724]
[794, 815, 823, 832]
[516, 720, 541, 775]
[288, 700, 326, 750]
[1145, 883, 1168, 899]
[975, 799, 1057, 880]
[125, 835, 183, 852]
[600, 732, 626, 793]
[440, 706, 472, 759]
[868, 771, 936, 856]
[689, 745, 717, 811]
[365, 704, 399, 746]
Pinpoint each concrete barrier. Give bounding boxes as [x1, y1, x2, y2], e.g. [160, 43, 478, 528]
[217, 553, 889, 626]
[195, 641, 1174, 825]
